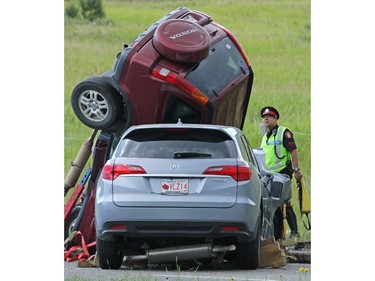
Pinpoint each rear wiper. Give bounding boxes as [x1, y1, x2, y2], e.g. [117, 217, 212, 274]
[173, 152, 212, 158]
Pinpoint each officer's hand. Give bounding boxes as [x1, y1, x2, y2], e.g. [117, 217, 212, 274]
[294, 170, 303, 182]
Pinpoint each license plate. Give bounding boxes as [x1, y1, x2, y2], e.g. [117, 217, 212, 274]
[161, 179, 188, 194]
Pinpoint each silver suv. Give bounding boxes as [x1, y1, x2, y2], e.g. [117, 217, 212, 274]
[95, 122, 263, 269]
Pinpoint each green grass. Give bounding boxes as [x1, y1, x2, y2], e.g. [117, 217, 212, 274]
[65, 0, 310, 241]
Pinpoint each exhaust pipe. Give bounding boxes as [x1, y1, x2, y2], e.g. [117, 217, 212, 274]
[123, 244, 235, 264]
[64, 129, 98, 195]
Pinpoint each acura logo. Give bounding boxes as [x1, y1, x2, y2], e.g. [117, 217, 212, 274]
[170, 163, 179, 172]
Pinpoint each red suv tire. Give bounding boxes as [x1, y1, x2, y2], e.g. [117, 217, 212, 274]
[71, 76, 124, 129]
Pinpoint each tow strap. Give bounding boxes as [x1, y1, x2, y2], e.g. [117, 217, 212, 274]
[64, 231, 96, 262]
[297, 179, 311, 230]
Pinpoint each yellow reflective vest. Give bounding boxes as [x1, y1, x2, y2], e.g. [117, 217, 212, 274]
[261, 126, 291, 173]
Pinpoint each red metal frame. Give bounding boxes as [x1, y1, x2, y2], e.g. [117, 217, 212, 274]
[64, 168, 91, 221]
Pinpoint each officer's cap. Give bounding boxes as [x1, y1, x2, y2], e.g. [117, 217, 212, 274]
[260, 106, 279, 119]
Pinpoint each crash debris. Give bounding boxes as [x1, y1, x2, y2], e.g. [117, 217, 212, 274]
[259, 237, 287, 268]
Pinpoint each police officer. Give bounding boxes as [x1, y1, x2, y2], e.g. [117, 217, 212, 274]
[260, 106, 302, 238]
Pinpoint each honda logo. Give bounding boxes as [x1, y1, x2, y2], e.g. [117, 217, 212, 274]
[169, 28, 199, 40]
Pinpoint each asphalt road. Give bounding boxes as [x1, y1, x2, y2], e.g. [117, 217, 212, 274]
[64, 261, 311, 281]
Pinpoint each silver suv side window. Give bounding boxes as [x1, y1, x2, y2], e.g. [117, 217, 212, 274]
[240, 135, 258, 169]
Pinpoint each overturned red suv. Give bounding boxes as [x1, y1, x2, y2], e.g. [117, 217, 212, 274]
[71, 7, 254, 133]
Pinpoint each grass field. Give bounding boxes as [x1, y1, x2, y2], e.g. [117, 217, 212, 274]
[64, 0, 311, 240]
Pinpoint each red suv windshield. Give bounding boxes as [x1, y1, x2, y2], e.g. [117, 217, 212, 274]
[186, 37, 248, 99]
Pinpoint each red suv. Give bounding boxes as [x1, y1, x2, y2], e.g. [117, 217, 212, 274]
[71, 7, 254, 133]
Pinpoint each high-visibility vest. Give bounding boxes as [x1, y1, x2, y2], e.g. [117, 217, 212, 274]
[261, 126, 291, 172]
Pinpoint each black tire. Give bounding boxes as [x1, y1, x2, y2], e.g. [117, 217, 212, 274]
[236, 214, 261, 270]
[64, 204, 82, 241]
[96, 238, 123, 269]
[71, 76, 123, 129]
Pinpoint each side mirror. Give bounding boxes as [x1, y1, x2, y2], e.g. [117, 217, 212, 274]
[270, 181, 283, 199]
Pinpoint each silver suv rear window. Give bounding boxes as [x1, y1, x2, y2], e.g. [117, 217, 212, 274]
[116, 128, 237, 159]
